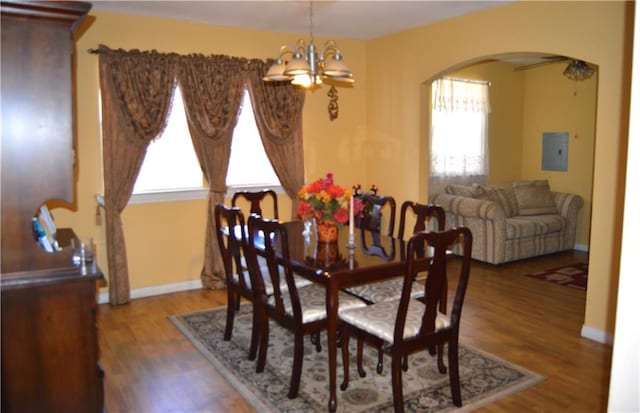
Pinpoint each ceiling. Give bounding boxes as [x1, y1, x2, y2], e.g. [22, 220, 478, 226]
[91, 1, 511, 41]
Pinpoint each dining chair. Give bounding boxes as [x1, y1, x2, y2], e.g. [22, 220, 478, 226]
[231, 189, 279, 219]
[243, 215, 367, 399]
[345, 201, 447, 373]
[215, 204, 313, 363]
[214, 204, 261, 361]
[339, 227, 473, 413]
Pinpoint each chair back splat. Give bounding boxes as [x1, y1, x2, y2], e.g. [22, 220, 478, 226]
[358, 193, 397, 236]
[358, 194, 397, 260]
[246, 216, 297, 319]
[231, 189, 279, 219]
[397, 201, 445, 240]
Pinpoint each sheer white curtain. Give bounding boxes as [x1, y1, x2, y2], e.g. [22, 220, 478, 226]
[429, 77, 491, 196]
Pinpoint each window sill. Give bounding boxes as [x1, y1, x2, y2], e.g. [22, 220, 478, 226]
[129, 188, 208, 205]
[121, 185, 285, 206]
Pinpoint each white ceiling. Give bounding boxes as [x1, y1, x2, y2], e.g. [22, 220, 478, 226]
[91, 1, 510, 41]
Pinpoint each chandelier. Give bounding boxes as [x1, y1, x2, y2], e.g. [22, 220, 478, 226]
[263, 0, 353, 120]
[563, 60, 595, 96]
[563, 60, 595, 82]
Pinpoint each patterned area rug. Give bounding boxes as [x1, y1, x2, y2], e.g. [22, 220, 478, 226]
[526, 263, 588, 290]
[170, 305, 544, 413]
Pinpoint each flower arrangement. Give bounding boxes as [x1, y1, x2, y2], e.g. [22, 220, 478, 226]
[297, 172, 363, 226]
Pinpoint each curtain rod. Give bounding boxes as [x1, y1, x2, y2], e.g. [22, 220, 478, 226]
[443, 76, 491, 86]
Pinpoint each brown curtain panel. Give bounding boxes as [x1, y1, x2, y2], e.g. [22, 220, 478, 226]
[178, 54, 248, 288]
[247, 59, 306, 220]
[99, 45, 178, 304]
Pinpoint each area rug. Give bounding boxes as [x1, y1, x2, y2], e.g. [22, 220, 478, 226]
[526, 262, 588, 290]
[170, 305, 544, 413]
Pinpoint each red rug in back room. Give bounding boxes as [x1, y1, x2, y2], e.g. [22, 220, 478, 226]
[526, 263, 588, 290]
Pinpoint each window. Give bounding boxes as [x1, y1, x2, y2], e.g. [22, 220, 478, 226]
[130, 87, 281, 204]
[226, 91, 280, 188]
[133, 87, 202, 194]
[429, 77, 491, 194]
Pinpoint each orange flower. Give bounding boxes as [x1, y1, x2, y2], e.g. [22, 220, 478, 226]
[297, 172, 352, 225]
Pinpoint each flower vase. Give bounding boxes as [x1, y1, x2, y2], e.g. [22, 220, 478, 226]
[317, 221, 339, 243]
[316, 221, 340, 267]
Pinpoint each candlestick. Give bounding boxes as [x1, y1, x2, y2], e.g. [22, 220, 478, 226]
[349, 195, 355, 247]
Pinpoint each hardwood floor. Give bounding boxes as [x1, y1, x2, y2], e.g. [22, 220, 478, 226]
[99, 250, 611, 412]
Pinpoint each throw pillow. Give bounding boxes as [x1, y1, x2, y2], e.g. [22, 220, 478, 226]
[512, 180, 557, 215]
[445, 184, 477, 198]
[476, 185, 518, 217]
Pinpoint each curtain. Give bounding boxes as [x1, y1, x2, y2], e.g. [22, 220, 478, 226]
[98, 45, 178, 304]
[246, 59, 306, 220]
[429, 78, 491, 196]
[177, 54, 248, 288]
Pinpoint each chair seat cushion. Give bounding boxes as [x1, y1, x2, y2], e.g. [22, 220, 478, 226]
[343, 277, 424, 303]
[267, 283, 367, 323]
[339, 299, 450, 343]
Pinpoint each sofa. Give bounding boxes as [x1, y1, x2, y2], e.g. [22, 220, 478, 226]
[430, 180, 583, 264]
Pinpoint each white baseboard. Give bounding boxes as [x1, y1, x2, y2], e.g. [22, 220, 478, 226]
[98, 280, 203, 304]
[575, 243, 589, 252]
[581, 325, 613, 344]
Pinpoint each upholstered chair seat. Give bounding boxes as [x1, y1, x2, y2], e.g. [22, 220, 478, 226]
[339, 299, 450, 343]
[345, 278, 424, 303]
[267, 283, 366, 323]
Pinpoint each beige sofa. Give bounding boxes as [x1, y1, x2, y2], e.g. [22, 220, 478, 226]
[430, 180, 583, 264]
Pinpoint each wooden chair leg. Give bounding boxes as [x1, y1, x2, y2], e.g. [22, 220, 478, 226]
[224, 289, 236, 341]
[357, 337, 367, 378]
[376, 347, 384, 374]
[391, 354, 405, 413]
[256, 315, 269, 373]
[428, 344, 437, 356]
[234, 291, 241, 311]
[448, 339, 462, 407]
[402, 355, 408, 372]
[248, 304, 260, 360]
[340, 325, 350, 391]
[437, 343, 446, 374]
[311, 331, 322, 352]
[288, 332, 304, 399]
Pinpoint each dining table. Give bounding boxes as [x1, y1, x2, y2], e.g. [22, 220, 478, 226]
[253, 220, 420, 412]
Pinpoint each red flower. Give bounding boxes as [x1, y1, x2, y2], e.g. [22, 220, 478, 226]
[333, 207, 349, 225]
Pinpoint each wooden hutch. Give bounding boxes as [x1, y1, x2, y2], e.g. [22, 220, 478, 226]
[1, 1, 104, 411]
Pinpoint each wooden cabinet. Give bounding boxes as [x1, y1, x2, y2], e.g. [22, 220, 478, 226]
[1, 2, 104, 412]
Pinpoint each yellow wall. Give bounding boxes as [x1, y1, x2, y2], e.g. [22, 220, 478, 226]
[55, 11, 368, 289]
[57, 2, 631, 339]
[520, 64, 597, 246]
[365, 1, 631, 337]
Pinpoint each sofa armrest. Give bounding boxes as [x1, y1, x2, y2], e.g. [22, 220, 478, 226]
[430, 193, 505, 221]
[553, 192, 584, 219]
[431, 193, 507, 264]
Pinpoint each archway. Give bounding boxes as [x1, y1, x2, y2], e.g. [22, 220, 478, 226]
[420, 52, 596, 288]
